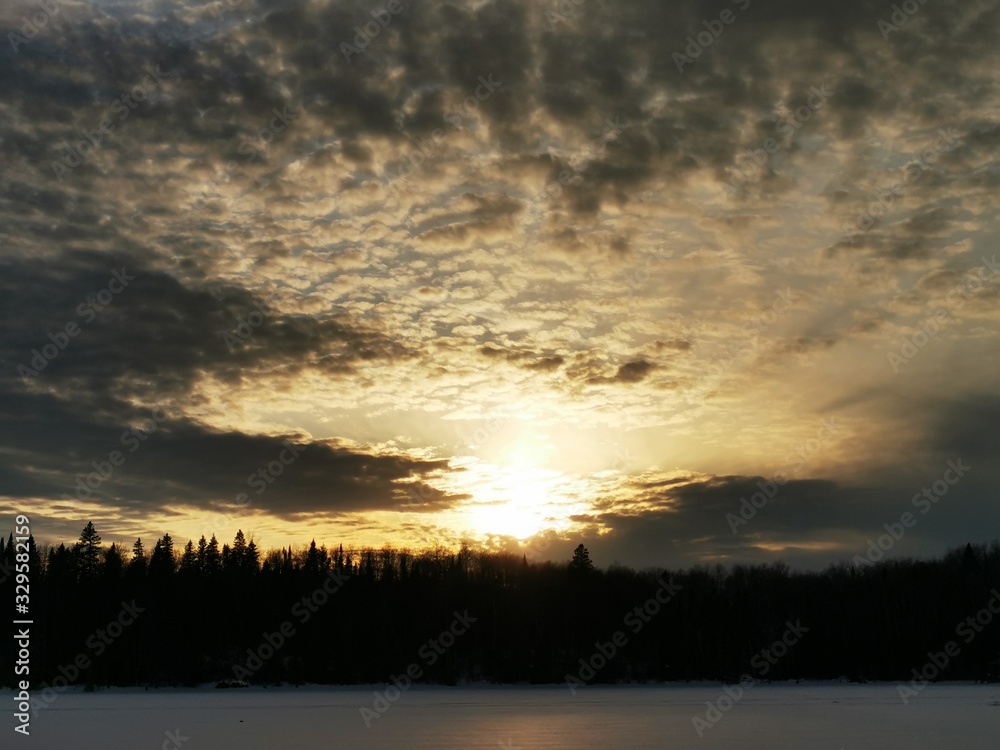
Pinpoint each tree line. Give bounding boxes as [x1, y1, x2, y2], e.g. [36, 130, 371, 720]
[1, 525, 999, 687]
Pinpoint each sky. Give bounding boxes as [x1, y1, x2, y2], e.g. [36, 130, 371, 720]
[0, 0, 998, 570]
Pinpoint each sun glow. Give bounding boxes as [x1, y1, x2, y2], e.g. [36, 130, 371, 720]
[465, 465, 560, 538]
[441, 440, 592, 540]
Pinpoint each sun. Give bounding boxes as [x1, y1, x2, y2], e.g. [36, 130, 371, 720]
[441, 440, 582, 540]
[465, 465, 559, 539]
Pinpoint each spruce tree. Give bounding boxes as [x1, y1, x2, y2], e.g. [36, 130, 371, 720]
[196, 535, 208, 573]
[74, 522, 103, 582]
[128, 537, 147, 578]
[569, 543, 594, 572]
[305, 539, 320, 574]
[246, 539, 260, 573]
[103, 542, 124, 580]
[232, 530, 247, 570]
[149, 533, 175, 578]
[205, 534, 222, 574]
[180, 540, 198, 574]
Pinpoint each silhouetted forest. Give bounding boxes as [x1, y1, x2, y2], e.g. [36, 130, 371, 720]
[2, 524, 999, 688]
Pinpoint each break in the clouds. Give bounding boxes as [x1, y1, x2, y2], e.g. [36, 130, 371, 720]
[0, 0, 998, 567]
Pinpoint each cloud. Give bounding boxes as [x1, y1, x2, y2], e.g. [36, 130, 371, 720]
[0, 251, 410, 402]
[606, 359, 657, 384]
[0, 388, 460, 519]
[0, 0, 998, 566]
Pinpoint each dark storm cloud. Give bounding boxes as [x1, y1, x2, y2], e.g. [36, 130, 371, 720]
[0, 248, 445, 517]
[0, 251, 409, 399]
[926, 392, 1000, 469]
[602, 390, 1000, 568]
[0, 387, 455, 516]
[564, 465, 997, 570]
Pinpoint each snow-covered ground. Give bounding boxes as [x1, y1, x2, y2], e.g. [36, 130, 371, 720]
[6, 682, 999, 748]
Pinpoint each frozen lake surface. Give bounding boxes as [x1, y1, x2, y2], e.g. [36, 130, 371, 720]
[9, 682, 1000, 749]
